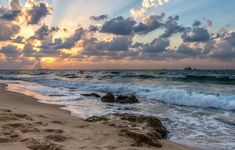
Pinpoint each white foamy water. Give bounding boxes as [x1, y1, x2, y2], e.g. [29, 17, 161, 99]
[0, 70, 235, 150]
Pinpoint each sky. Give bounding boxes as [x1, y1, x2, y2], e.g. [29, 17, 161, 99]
[0, 0, 234, 70]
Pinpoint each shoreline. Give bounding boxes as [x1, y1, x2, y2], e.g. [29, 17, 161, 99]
[0, 83, 193, 150]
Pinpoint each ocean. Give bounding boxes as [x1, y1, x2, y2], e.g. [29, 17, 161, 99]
[0, 70, 234, 150]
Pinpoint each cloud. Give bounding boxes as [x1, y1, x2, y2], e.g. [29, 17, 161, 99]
[100, 14, 165, 35]
[0, 44, 38, 69]
[176, 44, 203, 57]
[88, 25, 99, 32]
[23, 43, 36, 57]
[134, 37, 170, 52]
[27, 2, 51, 24]
[131, 0, 169, 18]
[0, 20, 20, 41]
[0, 10, 21, 21]
[97, 36, 130, 51]
[192, 20, 202, 27]
[90, 15, 108, 21]
[134, 13, 165, 34]
[210, 31, 235, 60]
[182, 27, 210, 42]
[31, 24, 59, 40]
[10, 0, 21, 10]
[82, 36, 131, 56]
[160, 15, 184, 38]
[12, 35, 24, 43]
[101, 16, 136, 35]
[0, 44, 20, 58]
[54, 27, 85, 49]
[0, 0, 233, 68]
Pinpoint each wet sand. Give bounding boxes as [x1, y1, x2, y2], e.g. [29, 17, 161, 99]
[0, 83, 193, 150]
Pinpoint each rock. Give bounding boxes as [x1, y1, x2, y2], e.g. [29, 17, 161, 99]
[120, 129, 162, 147]
[89, 114, 168, 147]
[81, 93, 101, 98]
[118, 114, 168, 139]
[103, 114, 168, 147]
[101, 93, 115, 103]
[85, 116, 108, 122]
[101, 93, 139, 104]
[115, 95, 139, 104]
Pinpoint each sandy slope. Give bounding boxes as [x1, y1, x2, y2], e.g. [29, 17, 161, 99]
[0, 83, 193, 150]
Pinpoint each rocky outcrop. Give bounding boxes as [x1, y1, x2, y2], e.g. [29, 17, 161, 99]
[101, 93, 115, 103]
[86, 114, 168, 147]
[115, 95, 139, 104]
[81, 93, 101, 98]
[101, 93, 139, 104]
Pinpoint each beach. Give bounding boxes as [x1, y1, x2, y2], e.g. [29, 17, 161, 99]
[0, 83, 192, 150]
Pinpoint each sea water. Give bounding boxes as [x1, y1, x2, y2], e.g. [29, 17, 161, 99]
[0, 70, 234, 150]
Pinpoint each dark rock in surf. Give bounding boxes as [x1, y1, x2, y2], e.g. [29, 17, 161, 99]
[85, 75, 93, 79]
[115, 95, 139, 104]
[101, 93, 115, 103]
[81, 93, 101, 98]
[101, 93, 139, 104]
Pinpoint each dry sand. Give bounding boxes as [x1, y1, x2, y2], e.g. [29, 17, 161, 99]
[0, 83, 193, 150]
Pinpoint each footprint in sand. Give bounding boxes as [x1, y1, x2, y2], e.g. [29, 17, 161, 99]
[0, 130, 21, 143]
[0, 109, 12, 113]
[2, 123, 40, 133]
[21, 137, 63, 150]
[44, 129, 64, 134]
[44, 134, 67, 142]
[51, 120, 64, 125]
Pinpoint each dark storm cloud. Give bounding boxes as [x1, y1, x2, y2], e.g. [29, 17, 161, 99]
[27, 3, 51, 24]
[0, 20, 20, 41]
[101, 16, 136, 35]
[182, 27, 210, 42]
[90, 15, 108, 21]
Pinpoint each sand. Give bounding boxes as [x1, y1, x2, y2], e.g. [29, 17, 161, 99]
[0, 83, 193, 150]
